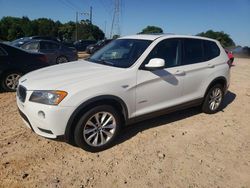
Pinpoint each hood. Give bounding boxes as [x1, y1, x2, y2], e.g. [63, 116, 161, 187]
[19, 60, 127, 90]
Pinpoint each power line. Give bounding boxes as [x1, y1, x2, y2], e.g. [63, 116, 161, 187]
[64, 0, 81, 11]
[57, 0, 76, 11]
[98, 0, 112, 16]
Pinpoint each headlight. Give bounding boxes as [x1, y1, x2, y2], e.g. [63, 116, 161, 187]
[29, 90, 67, 105]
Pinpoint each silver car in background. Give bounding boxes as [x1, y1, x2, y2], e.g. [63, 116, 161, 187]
[21, 40, 78, 64]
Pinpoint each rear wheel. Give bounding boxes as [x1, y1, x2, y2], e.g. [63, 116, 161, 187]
[56, 56, 68, 64]
[202, 84, 224, 114]
[1, 72, 22, 92]
[74, 105, 122, 152]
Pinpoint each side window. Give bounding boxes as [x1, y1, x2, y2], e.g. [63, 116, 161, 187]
[40, 42, 59, 50]
[0, 47, 7, 56]
[182, 39, 203, 65]
[22, 42, 39, 51]
[144, 39, 181, 68]
[203, 40, 220, 61]
[49, 43, 59, 50]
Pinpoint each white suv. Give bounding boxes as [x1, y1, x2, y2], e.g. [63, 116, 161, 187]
[16, 34, 230, 152]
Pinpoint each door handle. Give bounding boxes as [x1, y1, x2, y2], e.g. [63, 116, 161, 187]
[207, 64, 215, 68]
[174, 70, 185, 76]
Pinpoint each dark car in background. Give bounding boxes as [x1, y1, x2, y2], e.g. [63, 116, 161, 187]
[21, 40, 78, 64]
[10, 36, 60, 47]
[86, 39, 113, 54]
[0, 42, 49, 91]
[73, 40, 96, 51]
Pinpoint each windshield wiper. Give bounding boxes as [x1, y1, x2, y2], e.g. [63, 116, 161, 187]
[89, 59, 114, 66]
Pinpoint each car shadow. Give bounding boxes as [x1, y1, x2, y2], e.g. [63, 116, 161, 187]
[112, 90, 236, 148]
[60, 91, 236, 151]
[221, 90, 236, 110]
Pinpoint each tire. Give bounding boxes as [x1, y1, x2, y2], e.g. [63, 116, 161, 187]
[56, 56, 68, 64]
[1, 72, 22, 92]
[74, 105, 122, 152]
[202, 84, 224, 114]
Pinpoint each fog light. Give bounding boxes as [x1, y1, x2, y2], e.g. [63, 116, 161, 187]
[38, 111, 45, 119]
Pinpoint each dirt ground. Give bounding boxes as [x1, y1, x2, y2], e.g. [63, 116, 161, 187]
[0, 58, 250, 188]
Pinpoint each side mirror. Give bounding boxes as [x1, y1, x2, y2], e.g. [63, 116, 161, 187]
[144, 58, 165, 70]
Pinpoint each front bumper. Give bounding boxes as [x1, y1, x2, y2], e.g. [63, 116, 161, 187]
[16, 91, 75, 139]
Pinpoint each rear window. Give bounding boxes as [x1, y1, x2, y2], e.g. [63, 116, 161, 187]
[40, 42, 59, 50]
[182, 38, 220, 65]
[22, 42, 39, 50]
[0, 47, 7, 56]
[182, 39, 203, 65]
[203, 40, 220, 61]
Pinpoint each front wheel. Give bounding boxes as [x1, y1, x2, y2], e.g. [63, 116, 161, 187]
[74, 105, 122, 152]
[202, 84, 224, 114]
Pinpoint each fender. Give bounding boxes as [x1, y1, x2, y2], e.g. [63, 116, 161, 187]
[64, 95, 128, 143]
[204, 76, 227, 97]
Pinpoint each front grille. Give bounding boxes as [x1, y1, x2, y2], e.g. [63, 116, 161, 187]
[17, 85, 27, 103]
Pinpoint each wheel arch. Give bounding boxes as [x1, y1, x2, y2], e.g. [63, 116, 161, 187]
[64, 95, 128, 144]
[204, 76, 227, 98]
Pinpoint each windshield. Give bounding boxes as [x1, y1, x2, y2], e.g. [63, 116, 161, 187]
[10, 37, 29, 46]
[87, 39, 152, 68]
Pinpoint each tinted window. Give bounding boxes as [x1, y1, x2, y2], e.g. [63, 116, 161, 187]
[203, 40, 220, 61]
[182, 39, 203, 65]
[40, 42, 59, 50]
[143, 39, 181, 68]
[0, 47, 7, 56]
[22, 42, 39, 51]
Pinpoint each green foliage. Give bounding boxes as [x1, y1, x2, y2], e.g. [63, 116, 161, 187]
[139, 25, 163, 34]
[0, 16, 104, 42]
[76, 21, 104, 41]
[58, 21, 75, 41]
[196, 30, 235, 47]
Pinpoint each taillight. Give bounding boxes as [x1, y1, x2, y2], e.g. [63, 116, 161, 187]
[36, 55, 48, 63]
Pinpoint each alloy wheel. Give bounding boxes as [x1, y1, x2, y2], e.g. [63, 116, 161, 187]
[57, 57, 68, 64]
[83, 112, 116, 147]
[5, 73, 21, 90]
[208, 88, 222, 111]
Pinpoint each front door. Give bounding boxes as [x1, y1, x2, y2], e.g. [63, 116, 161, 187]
[136, 38, 185, 117]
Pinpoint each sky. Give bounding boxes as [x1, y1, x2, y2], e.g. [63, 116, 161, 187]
[0, 0, 250, 46]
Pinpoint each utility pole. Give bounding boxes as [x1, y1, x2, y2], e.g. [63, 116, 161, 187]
[75, 6, 93, 41]
[110, 0, 121, 39]
[104, 21, 107, 38]
[90, 6, 93, 24]
[75, 11, 78, 41]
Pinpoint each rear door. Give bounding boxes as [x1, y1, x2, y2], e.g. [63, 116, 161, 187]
[180, 38, 220, 101]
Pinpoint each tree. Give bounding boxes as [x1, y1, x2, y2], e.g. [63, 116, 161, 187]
[58, 21, 75, 41]
[196, 30, 235, 47]
[139, 26, 163, 34]
[0, 16, 104, 42]
[32, 18, 59, 37]
[76, 20, 104, 41]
